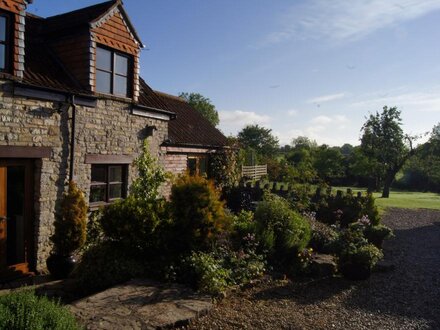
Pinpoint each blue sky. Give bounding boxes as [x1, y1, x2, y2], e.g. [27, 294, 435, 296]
[29, 1, 440, 146]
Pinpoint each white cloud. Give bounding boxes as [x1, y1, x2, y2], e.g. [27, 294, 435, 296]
[352, 89, 440, 113]
[307, 92, 346, 104]
[218, 110, 271, 135]
[261, 0, 440, 46]
[287, 109, 298, 116]
[275, 114, 352, 146]
[219, 110, 270, 125]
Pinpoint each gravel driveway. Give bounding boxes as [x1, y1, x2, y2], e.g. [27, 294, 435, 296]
[188, 208, 440, 329]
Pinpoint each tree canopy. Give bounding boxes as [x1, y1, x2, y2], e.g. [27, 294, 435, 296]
[179, 92, 220, 127]
[360, 106, 415, 197]
[237, 125, 279, 162]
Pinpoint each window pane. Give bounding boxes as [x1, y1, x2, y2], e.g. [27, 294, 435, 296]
[0, 44, 4, 70]
[0, 16, 6, 42]
[187, 158, 197, 176]
[96, 70, 111, 94]
[109, 184, 122, 199]
[199, 157, 208, 176]
[115, 54, 128, 75]
[114, 75, 128, 96]
[109, 166, 122, 182]
[91, 165, 106, 183]
[96, 47, 111, 70]
[90, 185, 107, 203]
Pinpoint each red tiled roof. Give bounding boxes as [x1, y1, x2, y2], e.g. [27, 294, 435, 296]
[23, 14, 88, 94]
[138, 79, 171, 112]
[155, 91, 228, 148]
[44, 1, 116, 35]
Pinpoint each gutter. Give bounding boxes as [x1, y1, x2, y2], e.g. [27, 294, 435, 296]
[69, 95, 77, 182]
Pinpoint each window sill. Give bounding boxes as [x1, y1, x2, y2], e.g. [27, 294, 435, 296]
[89, 198, 124, 211]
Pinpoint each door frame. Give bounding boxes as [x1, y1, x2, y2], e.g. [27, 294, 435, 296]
[0, 159, 35, 278]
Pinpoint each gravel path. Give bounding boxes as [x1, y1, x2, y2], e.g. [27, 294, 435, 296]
[188, 208, 440, 329]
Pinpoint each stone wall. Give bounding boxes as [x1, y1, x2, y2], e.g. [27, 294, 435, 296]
[0, 79, 168, 271]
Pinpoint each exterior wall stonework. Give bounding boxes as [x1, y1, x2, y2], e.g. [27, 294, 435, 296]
[0, 79, 168, 272]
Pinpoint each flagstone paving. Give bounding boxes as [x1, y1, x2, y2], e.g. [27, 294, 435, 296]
[69, 279, 212, 329]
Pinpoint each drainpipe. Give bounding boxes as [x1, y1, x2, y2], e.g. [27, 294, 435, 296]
[69, 95, 76, 182]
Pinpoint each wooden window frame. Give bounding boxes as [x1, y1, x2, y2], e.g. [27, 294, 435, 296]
[0, 11, 12, 73]
[95, 45, 132, 98]
[187, 155, 209, 177]
[89, 164, 128, 208]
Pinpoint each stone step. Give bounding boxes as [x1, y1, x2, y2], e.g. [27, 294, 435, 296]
[69, 279, 213, 329]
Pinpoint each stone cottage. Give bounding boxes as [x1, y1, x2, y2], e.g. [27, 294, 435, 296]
[0, 0, 227, 278]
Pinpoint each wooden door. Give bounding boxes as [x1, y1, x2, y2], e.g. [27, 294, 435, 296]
[0, 167, 6, 269]
[0, 160, 34, 278]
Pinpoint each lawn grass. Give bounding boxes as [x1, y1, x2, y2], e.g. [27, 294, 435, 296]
[334, 187, 440, 211]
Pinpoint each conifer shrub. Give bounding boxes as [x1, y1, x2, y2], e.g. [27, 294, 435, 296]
[254, 193, 311, 270]
[51, 181, 87, 256]
[169, 174, 231, 253]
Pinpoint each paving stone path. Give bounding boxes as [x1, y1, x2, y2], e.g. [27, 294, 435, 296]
[69, 279, 212, 329]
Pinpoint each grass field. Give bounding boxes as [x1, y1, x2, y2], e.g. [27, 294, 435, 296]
[334, 187, 440, 211]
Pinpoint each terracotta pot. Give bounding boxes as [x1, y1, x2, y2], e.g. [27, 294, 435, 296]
[46, 254, 76, 279]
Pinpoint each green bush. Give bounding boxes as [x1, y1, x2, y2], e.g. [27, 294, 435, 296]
[231, 210, 255, 246]
[99, 196, 167, 254]
[130, 139, 170, 201]
[311, 190, 380, 227]
[51, 181, 87, 256]
[304, 212, 339, 254]
[254, 193, 311, 269]
[73, 241, 145, 294]
[0, 290, 80, 330]
[181, 251, 232, 295]
[169, 174, 231, 253]
[364, 224, 394, 248]
[339, 243, 383, 272]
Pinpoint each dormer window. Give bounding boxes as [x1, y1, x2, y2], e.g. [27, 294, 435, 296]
[0, 13, 11, 73]
[96, 46, 131, 97]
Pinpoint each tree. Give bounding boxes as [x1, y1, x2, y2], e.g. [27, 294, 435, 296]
[179, 92, 220, 126]
[313, 145, 345, 184]
[237, 125, 279, 161]
[360, 106, 415, 198]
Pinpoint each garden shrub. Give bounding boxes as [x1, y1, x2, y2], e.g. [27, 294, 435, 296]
[99, 196, 166, 254]
[169, 174, 231, 253]
[181, 251, 232, 295]
[130, 139, 170, 201]
[311, 189, 380, 227]
[303, 212, 339, 254]
[364, 224, 393, 248]
[230, 210, 256, 247]
[73, 241, 145, 294]
[254, 193, 311, 270]
[51, 181, 87, 256]
[339, 243, 383, 274]
[0, 290, 80, 330]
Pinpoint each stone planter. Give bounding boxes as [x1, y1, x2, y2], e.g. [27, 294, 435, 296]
[46, 254, 77, 279]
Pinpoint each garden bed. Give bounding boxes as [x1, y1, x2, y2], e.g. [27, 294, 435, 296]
[188, 208, 440, 329]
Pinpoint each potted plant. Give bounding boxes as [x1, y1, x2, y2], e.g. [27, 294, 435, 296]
[339, 243, 383, 280]
[47, 181, 87, 279]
